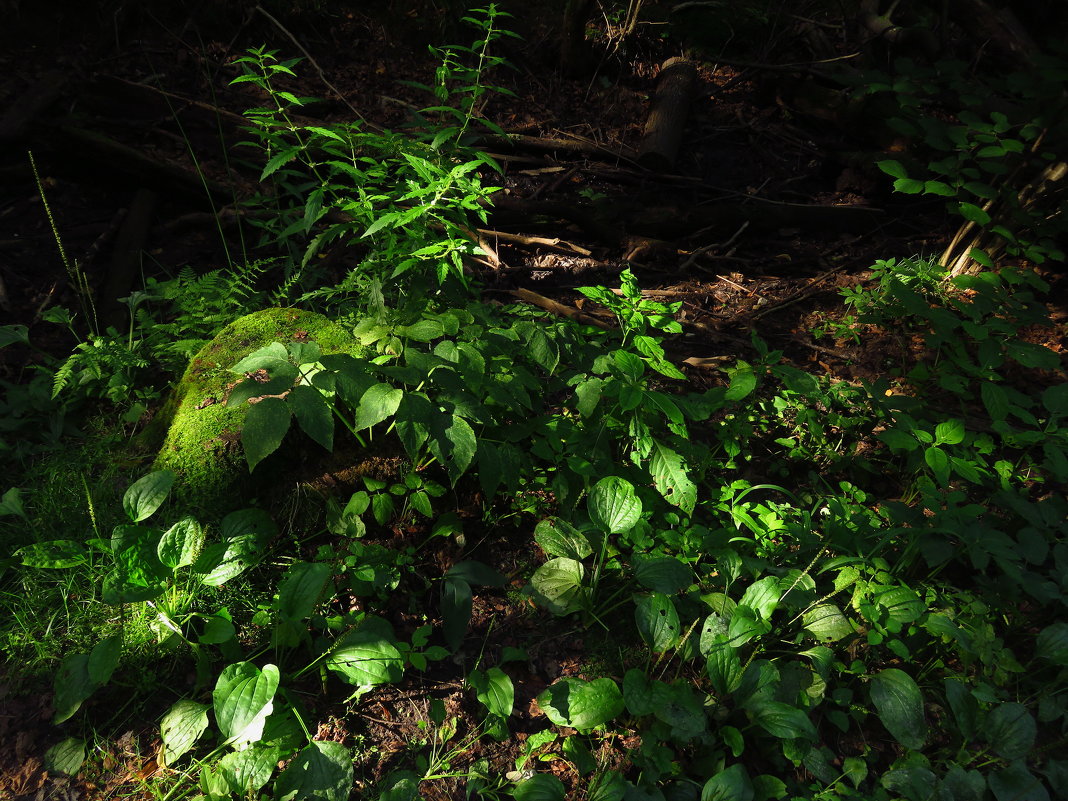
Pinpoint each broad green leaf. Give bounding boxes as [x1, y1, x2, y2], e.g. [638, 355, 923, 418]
[870, 668, 926, 750]
[87, 634, 122, 686]
[446, 560, 506, 587]
[939, 766, 986, 801]
[703, 764, 754, 801]
[441, 575, 473, 652]
[537, 677, 624, 730]
[650, 440, 697, 514]
[622, 669, 654, 716]
[160, 700, 209, 766]
[745, 697, 817, 741]
[725, 366, 757, 401]
[698, 612, 729, 655]
[158, 516, 204, 570]
[982, 382, 1010, 422]
[944, 679, 978, 740]
[0, 323, 30, 349]
[219, 744, 279, 795]
[288, 385, 334, 451]
[935, 419, 965, 445]
[739, 576, 780, 621]
[276, 562, 332, 622]
[1037, 622, 1068, 665]
[988, 762, 1049, 801]
[876, 159, 907, 179]
[123, 470, 175, 522]
[274, 741, 353, 801]
[985, 703, 1036, 760]
[220, 508, 276, 542]
[327, 630, 404, 686]
[651, 681, 707, 740]
[1043, 384, 1068, 417]
[229, 342, 289, 375]
[706, 644, 744, 696]
[635, 592, 681, 652]
[17, 539, 87, 569]
[753, 774, 788, 800]
[353, 382, 403, 430]
[959, 202, 992, 225]
[802, 604, 852, 643]
[197, 534, 263, 587]
[1005, 340, 1060, 370]
[587, 769, 626, 801]
[52, 653, 94, 724]
[728, 605, 771, 646]
[588, 476, 641, 534]
[926, 445, 950, 484]
[873, 585, 926, 628]
[925, 180, 955, 196]
[529, 557, 586, 615]
[399, 319, 445, 342]
[634, 556, 690, 594]
[893, 177, 925, 194]
[513, 774, 565, 801]
[534, 517, 592, 560]
[470, 667, 514, 718]
[213, 662, 280, 746]
[43, 737, 85, 777]
[242, 398, 292, 471]
[428, 413, 477, 486]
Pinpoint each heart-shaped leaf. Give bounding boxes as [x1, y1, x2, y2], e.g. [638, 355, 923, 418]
[274, 740, 353, 801]
[534, 517, 592, 560]
[529, 558, 586, 616]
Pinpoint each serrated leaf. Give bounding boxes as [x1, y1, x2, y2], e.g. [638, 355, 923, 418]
[529, 557, 586, 615]
[870, 668, 926, 750]
[725, 366, 757, 401]
[123, 470, 175, 522]
[353, 382, 403, 431]
[214, 662, 279, 747]
[894, 177, 925, 194]
[588, 476, 641, 534]
[242, 398, 292, 471]
[276, 562, 332, 622]
[158, 517, 204, 570]
[160, 700, 210, 766]
[959, 202, 992, 224]
[534, 517, 592, 560]
[274, 741, 353, 801]
[288, 385, 334, 451]
[428, 413, 477, 486]
[635, 592, 681, 652]
[537, 677, 624, 730]
[327, 630, 404, 686]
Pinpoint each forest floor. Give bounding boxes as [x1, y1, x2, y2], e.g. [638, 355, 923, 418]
[1, 2, 1065, 800]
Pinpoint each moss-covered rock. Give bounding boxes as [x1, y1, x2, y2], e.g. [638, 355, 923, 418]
[150, 308, 363, 516]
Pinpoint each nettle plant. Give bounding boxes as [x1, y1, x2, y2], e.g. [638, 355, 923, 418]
[230, 6, 515, 310]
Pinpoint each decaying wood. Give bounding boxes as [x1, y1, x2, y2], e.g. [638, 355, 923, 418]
[508, 288, 612, 330]
[638, 57, 699, 171]
[0, 72, 67, 143]
[483, 132, 638, 165]
[476, 229, 593, 256]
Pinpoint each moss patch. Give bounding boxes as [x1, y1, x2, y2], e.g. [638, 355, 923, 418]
[152, 308, 363, 516]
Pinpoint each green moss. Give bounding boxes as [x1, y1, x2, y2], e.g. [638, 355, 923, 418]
[151, 308, 363, 516]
